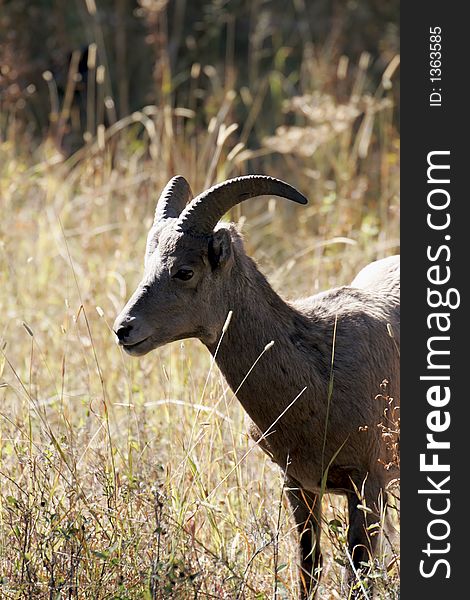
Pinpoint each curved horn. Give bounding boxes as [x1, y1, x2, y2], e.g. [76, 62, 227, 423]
[176, 175, 307, 235]
[154, 176, 193, 223]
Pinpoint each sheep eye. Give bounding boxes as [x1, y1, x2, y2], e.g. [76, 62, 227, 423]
[173, 268, 194, 281]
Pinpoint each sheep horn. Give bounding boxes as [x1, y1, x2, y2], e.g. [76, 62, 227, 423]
[176, 175, 308, 235]
[154, 176, 193, 223]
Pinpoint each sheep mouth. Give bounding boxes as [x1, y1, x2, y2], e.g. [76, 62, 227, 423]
[120, 336, 153, 356]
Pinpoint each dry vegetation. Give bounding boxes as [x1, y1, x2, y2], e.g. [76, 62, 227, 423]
[0, 3, 399, 598]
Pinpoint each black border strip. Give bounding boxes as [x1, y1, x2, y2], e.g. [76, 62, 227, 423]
[401, 4, 466, 597]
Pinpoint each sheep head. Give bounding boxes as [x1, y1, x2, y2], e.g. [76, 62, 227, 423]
[113, 175, 307, 355]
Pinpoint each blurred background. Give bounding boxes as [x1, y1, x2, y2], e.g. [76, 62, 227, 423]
[0, 1, 400, 598]
[1, 0, 399, 146]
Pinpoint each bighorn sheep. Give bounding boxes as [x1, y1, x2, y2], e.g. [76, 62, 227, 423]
[113, 175, 400, 597]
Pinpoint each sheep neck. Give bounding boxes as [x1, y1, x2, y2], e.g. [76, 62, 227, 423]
[205, 252, 323, 432]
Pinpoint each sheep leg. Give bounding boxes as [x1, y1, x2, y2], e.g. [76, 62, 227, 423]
[346, 477, 383, 594]
[286, 480, 323, 599]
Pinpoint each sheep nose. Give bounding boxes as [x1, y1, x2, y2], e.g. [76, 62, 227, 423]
[115, 324, 133, 342]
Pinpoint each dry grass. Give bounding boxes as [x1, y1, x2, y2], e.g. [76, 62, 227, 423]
[1, 43, 399, 599]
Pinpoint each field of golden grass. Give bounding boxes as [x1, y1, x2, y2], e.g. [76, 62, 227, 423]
[1, 39, 399, 599]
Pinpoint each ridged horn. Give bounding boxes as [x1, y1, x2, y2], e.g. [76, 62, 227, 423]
[176, 175, 308, 235]
[154, 176, 193, 223]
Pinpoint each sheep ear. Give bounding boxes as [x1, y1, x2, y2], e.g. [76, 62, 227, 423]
[209, 228, 232, 270]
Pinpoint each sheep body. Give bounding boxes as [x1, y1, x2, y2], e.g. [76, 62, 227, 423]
[205, 227, 399, 493]
[351, 253, 400, 296]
